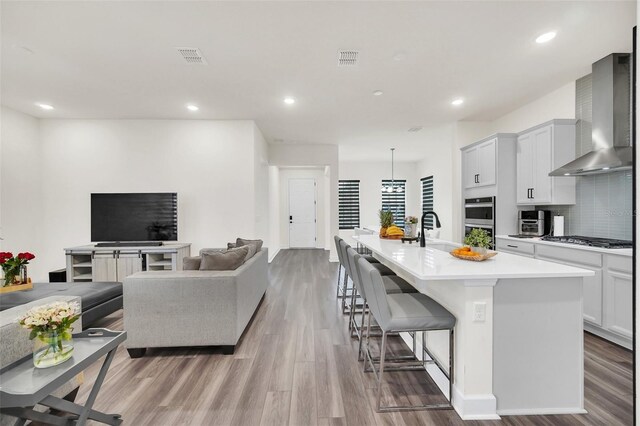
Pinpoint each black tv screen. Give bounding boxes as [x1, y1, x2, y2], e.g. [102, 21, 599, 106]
[91, 193, 178, 242]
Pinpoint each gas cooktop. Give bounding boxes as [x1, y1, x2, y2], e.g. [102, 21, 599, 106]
[540, 235, 633, 249]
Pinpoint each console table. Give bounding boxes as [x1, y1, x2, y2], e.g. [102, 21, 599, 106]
[65, 243, 191, 282]
[0, 328, 126, 426]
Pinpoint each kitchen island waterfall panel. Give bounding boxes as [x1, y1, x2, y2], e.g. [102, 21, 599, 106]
[354, 235, 592, 420]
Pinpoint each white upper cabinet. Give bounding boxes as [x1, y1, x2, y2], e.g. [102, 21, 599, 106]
[516, 120, 576, 205]
[463, 138, 496, 189]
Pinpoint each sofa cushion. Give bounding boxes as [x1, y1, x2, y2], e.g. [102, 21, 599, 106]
[200, 246, 249, 271]
[183, 256, 202, 270]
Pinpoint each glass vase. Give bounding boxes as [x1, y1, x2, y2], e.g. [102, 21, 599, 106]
[33, 330, 74, 368]
[3, 268, 18, 286]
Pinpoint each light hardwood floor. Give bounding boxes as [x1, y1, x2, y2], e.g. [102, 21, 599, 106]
[77, 249, 633, 425]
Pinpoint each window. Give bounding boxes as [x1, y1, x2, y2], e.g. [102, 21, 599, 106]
[381, 179, 406, 228]
[339, 180, 360, 230]
[421, 176, 434, 229]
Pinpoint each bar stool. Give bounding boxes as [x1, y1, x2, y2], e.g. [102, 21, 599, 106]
[345, 247, 418, 360]
[357, 257, 456, 412]
[334, 236, 379, 300]
[339, 240, 392, 315]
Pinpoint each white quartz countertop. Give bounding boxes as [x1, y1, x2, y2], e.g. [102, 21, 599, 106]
[355, 235, 594, 281]
[495, 235, 632, 257]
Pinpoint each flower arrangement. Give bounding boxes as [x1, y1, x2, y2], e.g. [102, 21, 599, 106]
[18, 301, 80, 368]
[405, 216, 419, 224]
[0, 251, 35, 286]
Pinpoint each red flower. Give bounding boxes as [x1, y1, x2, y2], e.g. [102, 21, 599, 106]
[18, 252, 35, 261]
[0, 252, 13, 264]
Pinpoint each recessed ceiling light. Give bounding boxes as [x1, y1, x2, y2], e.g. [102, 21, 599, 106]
[284, 97, 296, 105]
[373, 90, 383, 96]
[535, 31, 556, 44]
[36, 103, 54, 110]
[564, 173, 571, 176]
[602, 167, 610, 170]
[186, 104, 199, 111]
[451, 98, 464, 106]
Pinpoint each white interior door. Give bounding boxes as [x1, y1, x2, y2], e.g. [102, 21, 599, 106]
[289, 178, 316, 248]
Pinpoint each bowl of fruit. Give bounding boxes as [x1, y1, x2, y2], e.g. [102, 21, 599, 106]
[450, 246, 498, 261]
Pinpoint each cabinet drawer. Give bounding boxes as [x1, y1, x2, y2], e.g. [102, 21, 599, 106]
[606, 254, 632, 274]
[496, 239, 535, 256]
[536, 244, 602, 268]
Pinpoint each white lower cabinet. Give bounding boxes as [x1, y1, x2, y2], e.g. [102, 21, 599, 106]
[495, 239, 535, 257]
[495, 237, 631, 349]
[604, 256, 633, 340]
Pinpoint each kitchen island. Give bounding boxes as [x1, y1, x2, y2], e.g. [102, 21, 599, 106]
[354, 234, 594, 420]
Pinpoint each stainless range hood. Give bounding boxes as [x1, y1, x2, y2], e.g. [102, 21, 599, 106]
[549, 53, 632, 176]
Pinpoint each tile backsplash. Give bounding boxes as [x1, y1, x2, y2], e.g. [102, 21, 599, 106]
[546, 170, 632, 240]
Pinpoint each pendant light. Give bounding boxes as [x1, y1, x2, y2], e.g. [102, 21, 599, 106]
[381, 148, 404, 193]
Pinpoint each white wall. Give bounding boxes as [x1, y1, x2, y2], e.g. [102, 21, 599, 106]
[0, 107, 44, 278]
[268, 166, 280, 262]
[269, 144, 339, 261]
[278, 167, 328, 250]
[253, 123, 269, 244]
[485, 82, 576, 136]
[32, 118, 261, 280]
[339, 160, 420, 230]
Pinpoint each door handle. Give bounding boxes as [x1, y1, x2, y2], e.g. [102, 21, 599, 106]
[289, 215, 293, 224]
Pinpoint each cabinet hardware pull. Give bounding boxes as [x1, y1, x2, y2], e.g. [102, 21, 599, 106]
[507, 245, 518, 248]
[531, 188, 534, 198]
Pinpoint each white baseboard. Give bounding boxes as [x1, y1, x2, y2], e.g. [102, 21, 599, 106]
[584, 322, 632, 350]
[497, 407, 587, 416]
[268, 248, 281, 263]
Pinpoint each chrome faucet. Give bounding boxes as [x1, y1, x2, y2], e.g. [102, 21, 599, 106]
[420, 211, 442, 247]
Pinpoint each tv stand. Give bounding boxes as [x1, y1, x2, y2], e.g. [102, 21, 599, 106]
[95, 241, 164, 247]
[64, 243, 191, 282]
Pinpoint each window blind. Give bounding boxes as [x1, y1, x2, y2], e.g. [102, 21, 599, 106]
[339, 180, 360, 230]
[421, 176, 434, 229]
[381, 180, 406, 228]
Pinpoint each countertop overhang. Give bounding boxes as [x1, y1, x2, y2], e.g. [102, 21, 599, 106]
[355, 235, 595, 282]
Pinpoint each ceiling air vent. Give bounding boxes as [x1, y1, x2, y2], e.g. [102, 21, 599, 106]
[176, 47, 208, 65]
[337, 50, 359, 67]
[408, 127, 423, 133]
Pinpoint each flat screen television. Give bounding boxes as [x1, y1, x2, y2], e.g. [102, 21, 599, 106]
[91, 193, 178, 242]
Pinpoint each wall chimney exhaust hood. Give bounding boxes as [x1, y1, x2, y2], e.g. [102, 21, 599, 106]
[549, 53, 632, 176]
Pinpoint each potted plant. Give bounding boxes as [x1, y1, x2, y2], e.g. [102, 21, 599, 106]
[404, 216, 419, 238]
[464, 228, 492, 254]
[378, 210, 394, 238]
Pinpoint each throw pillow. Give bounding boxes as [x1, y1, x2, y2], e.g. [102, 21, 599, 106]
[200, 246, 249, 271]
[236, 238, 264, 252]
[227, 242, 237, 249]
[183, 256, 202, 270]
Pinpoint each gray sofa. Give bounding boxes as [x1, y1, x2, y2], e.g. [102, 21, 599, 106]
[123, 248, 268, 357]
